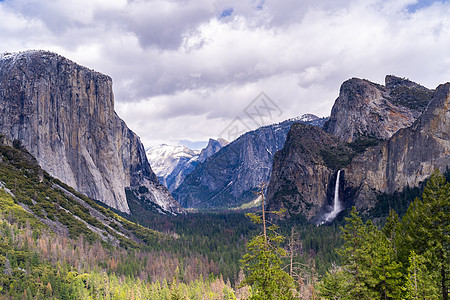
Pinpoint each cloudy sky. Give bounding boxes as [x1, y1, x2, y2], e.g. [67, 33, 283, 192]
[1, 0, 449, 149]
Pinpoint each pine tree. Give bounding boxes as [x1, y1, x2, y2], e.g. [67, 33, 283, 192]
[319, 208, 403, 299]
[240, 184, 296, 299]
[337, 207, 378, 299]
[405, 251, 439, 299]
[399, 170, 449, 300]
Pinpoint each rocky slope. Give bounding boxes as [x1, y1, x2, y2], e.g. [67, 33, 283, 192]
[344, 82, 450, 211]
[0, 137, 161, 248]
[0, 50, 180, 214]
[172, 116, 328, 209]
[267, 76, 448, 221]
[324, 75, 433, 142]
[265, 123, 354, 220]
[146, 138, 228, 192]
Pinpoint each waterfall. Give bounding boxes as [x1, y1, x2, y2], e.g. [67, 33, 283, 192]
[323, 170, 342, 223]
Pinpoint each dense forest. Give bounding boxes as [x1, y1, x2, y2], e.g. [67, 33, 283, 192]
[0, 138, 449, 299]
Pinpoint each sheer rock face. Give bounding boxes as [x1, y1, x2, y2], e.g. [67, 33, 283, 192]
[324, 75, 433, 142]
[266, 76, 448, 221]
[0, 50, 180, 214]
[344, 82, 450, 211]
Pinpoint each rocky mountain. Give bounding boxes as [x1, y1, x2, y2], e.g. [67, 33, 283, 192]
[146, 138, 228, 192]
[0, 50, 181, 214]
[198, 138, 229, 163]
[324, 75, 433, 142]
[266, 76, 448, 222]
[344, 82, 450, 211]
[265, 123, 354, 220]
[172, 116, 328, 209]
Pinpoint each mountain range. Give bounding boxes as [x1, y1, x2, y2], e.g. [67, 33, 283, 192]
[146, 138, 229, 192]
[0, 50, 448, 224]
[171, 115, 328, 209]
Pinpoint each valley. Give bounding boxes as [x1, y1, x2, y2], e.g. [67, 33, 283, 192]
[0, 50, 448, 299]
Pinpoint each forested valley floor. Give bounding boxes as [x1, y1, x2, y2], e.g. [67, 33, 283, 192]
[0, 136, 448, 299]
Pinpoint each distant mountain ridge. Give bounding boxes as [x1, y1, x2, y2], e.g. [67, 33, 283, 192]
[146, 138, 228, 192]
[0, 50, 181, 214]
[172, 115, 328, 209]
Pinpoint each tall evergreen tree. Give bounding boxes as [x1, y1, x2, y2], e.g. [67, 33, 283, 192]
[240, 185, 296, 299]
[319, 208, 403, 299]
[399, 170, 449, 300]
[405, 251, 439, 299]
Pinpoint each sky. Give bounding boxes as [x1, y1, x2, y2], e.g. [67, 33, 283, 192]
[1, 0, 450, 149]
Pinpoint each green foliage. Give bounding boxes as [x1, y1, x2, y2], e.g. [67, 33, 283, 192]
[240, 211, 296, 299]
[0, 212, 238, 299]
[370, 185, 423, 219]
[347, 136, 382, 153]
[388, 85, 433, 111]
[319, 170, 450, 300]
[405, 251, 439, 299]
[398, 169, 449, 300]
[0, 142, 170, 250]
[320, 208, 404, 299]
[319, 146, 355, 170]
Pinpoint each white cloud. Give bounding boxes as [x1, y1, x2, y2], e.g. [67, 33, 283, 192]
[0, 0, 449, 148]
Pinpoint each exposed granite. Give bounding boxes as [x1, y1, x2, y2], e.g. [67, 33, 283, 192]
[324, 76, 433, 142]
[0, 50, 180, 214]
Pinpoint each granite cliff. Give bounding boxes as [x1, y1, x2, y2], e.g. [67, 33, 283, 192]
[0, 50, 181, 214]
[324, 75, 433, 142]
[267, 76, 448, 221]
[344, 82, 450, 211]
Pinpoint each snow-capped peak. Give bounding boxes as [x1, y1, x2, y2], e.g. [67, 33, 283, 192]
[146, 140, 227, 192]
[289, 114, 320, 123]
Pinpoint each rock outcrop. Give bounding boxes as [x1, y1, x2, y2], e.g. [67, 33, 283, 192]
[324, 75, 433, 142]
[197, 138, 229, 163]
[266, 76, 448, 221]
[0, 50, 181, 214]
[265, 123, 354, 220]
[344, 82, 450, 210]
